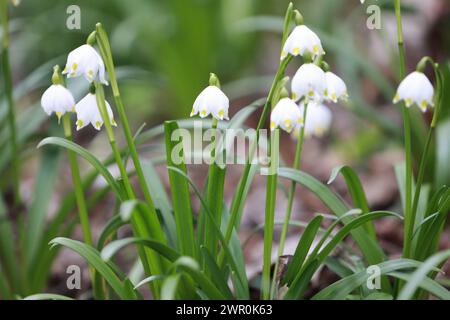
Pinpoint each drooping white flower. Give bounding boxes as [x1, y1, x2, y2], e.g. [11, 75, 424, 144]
[40, 84, 76, 120]
[281, 25, 325, 61]
[291, 63, 327, 103]
[191, 86, 230, 120]
[393, 71, 434, 112]
[11, 0, 21, 6]
[63, 44, 108, 85]
[297, 102, 333, 137]
[75, 93, 117, 130]
[270, 98, 303, 133]
[324, 71, 348, 103]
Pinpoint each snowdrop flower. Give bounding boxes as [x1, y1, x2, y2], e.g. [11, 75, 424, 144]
[41, 84, 75, 120]
[270, 98, 303, 133]
[75, 93, 117, 130]
[297, 102, 333, 137]
[291, 63, 327, 103]
[63, 44, 108, 85]
[11, 0, 21, 5]
[191, 86, 230, 121]
[393, 71, 434, 112]
[324, 71, 348, 103]
[281, 25, 324, 61]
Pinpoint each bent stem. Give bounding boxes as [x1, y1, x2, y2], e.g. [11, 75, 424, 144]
[394, 0, 413, 259]
[270, 103, 308, 299]
[1, 2, 20, 205]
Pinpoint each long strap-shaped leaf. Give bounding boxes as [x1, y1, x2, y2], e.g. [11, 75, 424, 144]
[38, 137, 124, 200]
[49, 237, 132, 299]
[164, 121, 197, 259]
[278, 168, 387, 266]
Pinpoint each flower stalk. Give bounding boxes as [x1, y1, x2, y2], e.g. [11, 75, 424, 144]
[270, 102, 308, 299]
[1, 1, 20, 205]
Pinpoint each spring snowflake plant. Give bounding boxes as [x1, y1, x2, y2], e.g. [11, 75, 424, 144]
[26, 2, 450, 301]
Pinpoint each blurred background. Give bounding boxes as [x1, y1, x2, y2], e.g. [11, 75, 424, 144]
[1, 0, 449, 296]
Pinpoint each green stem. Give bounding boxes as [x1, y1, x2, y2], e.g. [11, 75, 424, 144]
[1, 3, 20, 205]
[94, 24, 157, 212]
[261, 129, 280, 300]
[204, 117, 221, 258]
[394, 0, 413, 259]
[94, 82, 135, 200]
[62, 114, 93, 246]
[269, 103, 308, 299]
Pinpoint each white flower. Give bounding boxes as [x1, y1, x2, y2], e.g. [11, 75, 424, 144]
[281, 25, 325, 61]
[75, 93, 117, 130]
[40, 84, 75, 120]
[11, 0, 21, 6]
[393, 71, 434, 112]
[63, 44, 108, 85]
[291, 63, 327, 103]
[270, 98, 303, 133]
[191, 86, 230, 120]
[324, 71, 348, 103]
[297, 102, 333, 137]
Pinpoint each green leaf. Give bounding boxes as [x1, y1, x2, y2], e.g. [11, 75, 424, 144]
[167, 166, 249, 297]
[312, 259, 423, 300]
[328, 165, 376, 237]
[398, 249, 450, 300]
[200, 247, 234, 299]
[101, 237, 181, 263]
[278, 168, 387, 266]
[161, 274, 180, 300]
[283, 215, 323, 285]
[37, 137, 124, 200]
[163, 121, 197, 259]
[141, 160, 178, 247]
[49, 237, 130, 299]
[171, 256, 226, 300]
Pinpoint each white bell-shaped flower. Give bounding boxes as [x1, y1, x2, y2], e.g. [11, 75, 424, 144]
[191, 86, 230, 120]
[40, 84, 76, 120]
[75, 93, 117, 131]
[324, 71, 348, 103]
[291, 63, 327, 103]
[63, 44, 108, 85]
[297, 102, 333, 137]
[270, 98, 303, 133]
[281, 25, 324, 61]
[393, 71, 434, 112]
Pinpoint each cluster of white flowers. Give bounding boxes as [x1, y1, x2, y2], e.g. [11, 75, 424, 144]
[271, 23, 349, 137]
[41, 43, 116, 130]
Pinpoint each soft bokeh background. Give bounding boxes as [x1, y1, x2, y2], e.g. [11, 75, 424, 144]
[1, 0, 449, 296]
